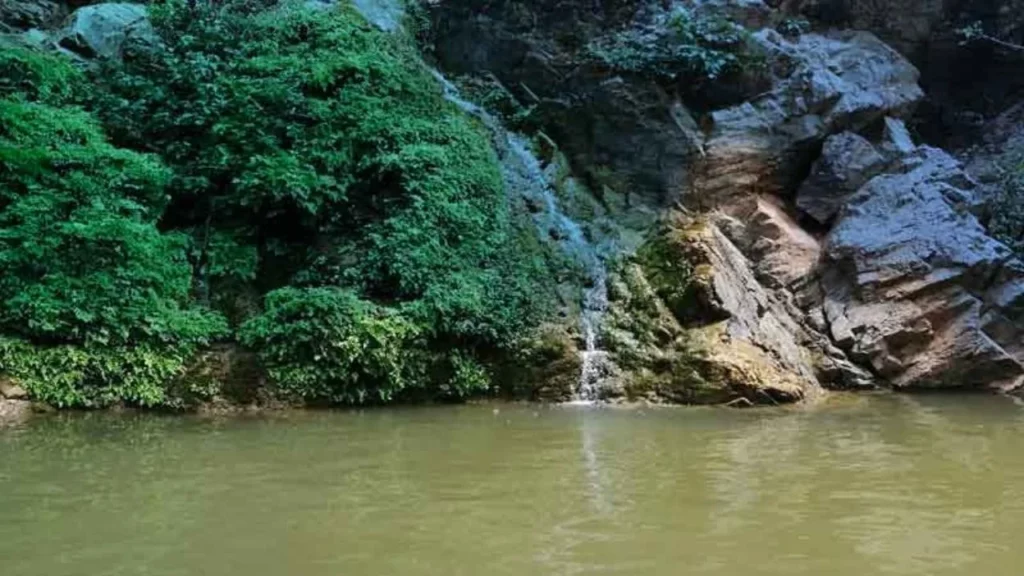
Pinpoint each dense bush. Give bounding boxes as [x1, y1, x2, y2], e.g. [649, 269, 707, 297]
[0, 47, 225, 407]
[88, 0, 554, 403]
[239, 288, 423, 404]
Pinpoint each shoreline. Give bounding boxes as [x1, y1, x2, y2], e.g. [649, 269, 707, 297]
[5, 387, 1020, 427]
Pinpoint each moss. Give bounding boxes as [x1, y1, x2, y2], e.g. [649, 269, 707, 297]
[496, 324, 582, 401]
[605, 212, 807, 406]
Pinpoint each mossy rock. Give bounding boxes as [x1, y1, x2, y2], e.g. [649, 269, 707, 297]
[497, 323, 582, 401]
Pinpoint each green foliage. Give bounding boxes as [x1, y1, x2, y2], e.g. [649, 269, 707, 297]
[985, 146, 1024, 253]
[239, 286, 497, 403]
[0, 47, 225, 407]
[636, 226, 697, 323]
[89, 0, 553, 403]
[0, 46, 83, 105]
[0, 337, 189, 408]
[239, 287, 421, 403]
[588, 8, 758, 82]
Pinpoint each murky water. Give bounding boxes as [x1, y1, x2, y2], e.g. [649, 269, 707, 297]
[3, 394, 1024, 575]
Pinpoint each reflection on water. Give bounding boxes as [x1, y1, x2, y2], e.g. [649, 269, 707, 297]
[3, 394, 1024, 575]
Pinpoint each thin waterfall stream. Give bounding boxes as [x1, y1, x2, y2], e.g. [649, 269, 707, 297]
[431, 72, 613, 402]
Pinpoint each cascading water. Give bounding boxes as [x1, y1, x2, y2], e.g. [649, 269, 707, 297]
[351, 0, 613, 401]
[431, 73, 614, 403]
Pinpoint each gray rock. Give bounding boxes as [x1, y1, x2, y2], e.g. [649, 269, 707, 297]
[0, 0, 62, 30]
[796, 131, 888, 224]
[692, 30, 923, 208]
[882, 116, 916, 155]
[822, 145, 1024, 389]
[59, 3, 155, 60]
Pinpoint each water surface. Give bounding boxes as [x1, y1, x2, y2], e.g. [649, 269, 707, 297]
[3, 394, 1024, 575]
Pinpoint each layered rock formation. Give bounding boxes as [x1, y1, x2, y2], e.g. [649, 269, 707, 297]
[431, 0, 1024, 403]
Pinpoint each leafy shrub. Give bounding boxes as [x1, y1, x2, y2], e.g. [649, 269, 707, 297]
[0, 337, 188, 408]
[0, 47, 225, 407]
[239, 287, 497, 403]
[92, 0, 554, 402]
[0, 46, 83, 105]
[238, 287, 422, 403]
[588, 8, 758, 82]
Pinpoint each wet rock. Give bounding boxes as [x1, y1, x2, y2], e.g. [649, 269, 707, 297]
[823, 144, 1024, 389]
[430, 1, 705, 219]
[59, 3, 155, 60]
[796, 132, 887, 225]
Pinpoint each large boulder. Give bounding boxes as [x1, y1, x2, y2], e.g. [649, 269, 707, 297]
[58, 3, 155, 60]
[691, 29, 923, 208]
[783, 0, 1024, 143]
[822, 143, 1024, 389]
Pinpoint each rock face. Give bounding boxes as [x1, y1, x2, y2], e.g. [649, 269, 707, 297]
[430, 0, 706, 219]
[785, 0, 1024, 144]
[58, 3, 154, 60]
[428, 0, 1024, 402]
[822, 142, 1024, 389]
[0, 0, 64, 30]
[796, 131, 887, 224]
[692, 29, 923, 208]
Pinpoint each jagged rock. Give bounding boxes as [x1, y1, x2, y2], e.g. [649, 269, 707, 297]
[682, 216, 820, 387]
[796, 132, 887, 224]
[882, 116, 916, 155]
[606, 210, 878, 403]
[0, 0, 63, 29]
[58, 3, 155, 60]
[823, 144, 1024, 389]
[717, 194, 821, 289]
[692, 29, 922, 208]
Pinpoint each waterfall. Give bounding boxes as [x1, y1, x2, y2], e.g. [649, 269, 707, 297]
[431, 72, 613, 403]
[350, 0, 614, 401]
[348, 0, 404, 31]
